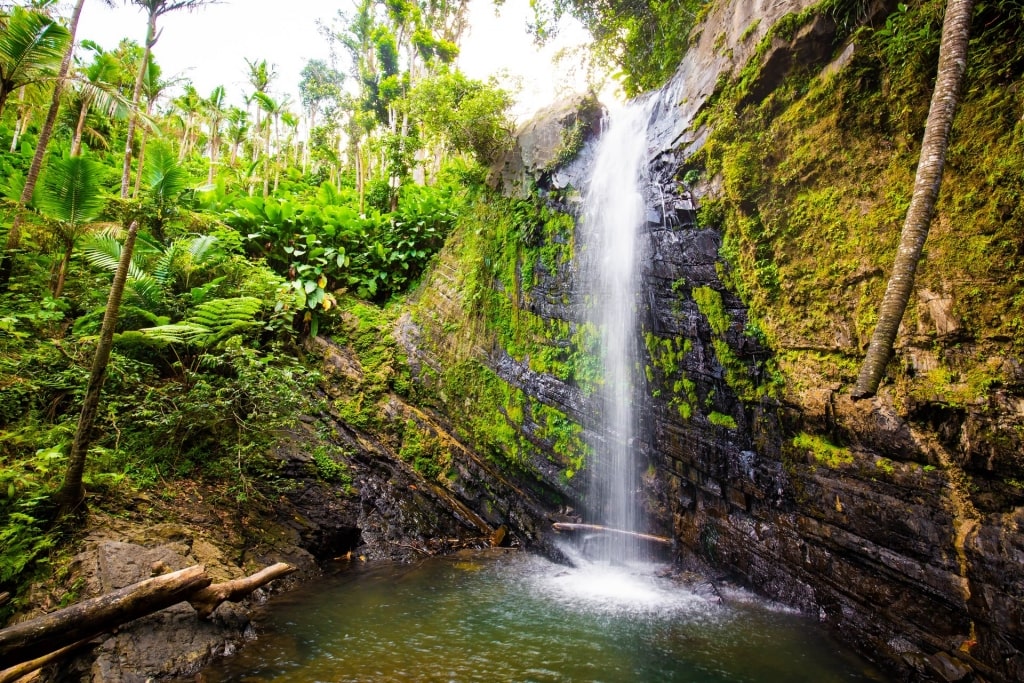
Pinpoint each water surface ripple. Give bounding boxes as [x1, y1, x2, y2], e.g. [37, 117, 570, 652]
[199, 551, 886, 683]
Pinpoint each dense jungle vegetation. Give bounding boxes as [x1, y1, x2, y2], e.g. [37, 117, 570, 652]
[0, 0, 514, 615]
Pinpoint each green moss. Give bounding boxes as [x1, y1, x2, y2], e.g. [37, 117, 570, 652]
[708, 411, 738, 429]
[739, 19, 761, 43]
[792, 432, 853, 468]
[397, 419, 452, 481]
[693, 0, 1024, 408]
[310, 445, 354, 492]
[693, 286, 730, 337]
[644, 331, 699, 419]
[875, 457, 895, 475]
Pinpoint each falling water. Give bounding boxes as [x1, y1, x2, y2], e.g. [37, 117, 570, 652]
[581, 100, 653, 564]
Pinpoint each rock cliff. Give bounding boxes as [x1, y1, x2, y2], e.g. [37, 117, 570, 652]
[402, 0, 1024, 681]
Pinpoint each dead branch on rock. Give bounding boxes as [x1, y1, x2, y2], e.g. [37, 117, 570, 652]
[0, 562, 294, 672]
[552, 522, 672, 545]
[0, 637, 94, 683]
[187, 563, 296, 619]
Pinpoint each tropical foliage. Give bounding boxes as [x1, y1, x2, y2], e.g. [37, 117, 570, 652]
[0, 0, 513, 610]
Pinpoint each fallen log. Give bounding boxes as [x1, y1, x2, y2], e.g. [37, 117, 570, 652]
[0, 565, 210, 668]
[0, 562, 294, 670]
[552, 522, 672, 545]
[188, 563, 295, 619]
[0, 637, 94, 683]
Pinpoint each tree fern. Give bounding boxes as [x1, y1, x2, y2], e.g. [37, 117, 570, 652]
[130, 296, 263, 349]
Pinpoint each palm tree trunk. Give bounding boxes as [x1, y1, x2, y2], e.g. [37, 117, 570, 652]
[121, 11, 157, 198]
[56, 220, 140, 515]
[207, 121, 220, 185]
[9, 87, 27, 153]
[133, 101, 155, 197]
[53, 241, 74, 298]
[852, 0, 973, 399]
[0, 0, 86, 289]
[71, 100, 89, 156]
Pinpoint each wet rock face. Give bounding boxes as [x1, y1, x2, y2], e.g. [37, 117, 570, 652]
[419, 2, 1024, 682]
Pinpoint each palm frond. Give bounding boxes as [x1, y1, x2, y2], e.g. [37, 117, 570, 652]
[142, 141, 189, 202]
[187, 234, 218, 262]
[82, 234, 149, 281]
[131, 322, 209, 345]
[125, 275, 164, 310]
[0, 7, 69, 89]
[150, 239, 184, 285]
[36, 156, 104, 226]
[130, 297, 262, 348]
[74, 80, 132, 121]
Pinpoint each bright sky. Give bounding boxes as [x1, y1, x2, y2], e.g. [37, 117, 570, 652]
[73, 0, 590, 118]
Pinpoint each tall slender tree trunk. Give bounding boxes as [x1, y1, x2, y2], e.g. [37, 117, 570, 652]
[852, 0, 974, 399]
[71, 99, 89, 156]
[9, 87, 28, 153]
[356, 142, 365, 214]
[0, 0, 86, 289]
[262, 124, 271, 197]
[53, 241, 74, 298]
[121, 11, 157, 198]
[56, 221, 140, 515]
[133, 102, 155, 197]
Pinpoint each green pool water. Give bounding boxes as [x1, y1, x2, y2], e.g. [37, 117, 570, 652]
[199, 550, 889, 682]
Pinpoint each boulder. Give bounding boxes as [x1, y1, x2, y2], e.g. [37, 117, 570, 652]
[489, 92, 603, 198]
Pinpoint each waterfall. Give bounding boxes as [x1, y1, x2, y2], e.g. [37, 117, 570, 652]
[581, 100, 652, 565]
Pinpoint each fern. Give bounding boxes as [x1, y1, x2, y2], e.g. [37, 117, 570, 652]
[189, 297, 262, 329]
[132, 297, 263, 349]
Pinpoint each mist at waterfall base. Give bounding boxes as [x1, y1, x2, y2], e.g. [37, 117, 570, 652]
[200, 552, 883, 682]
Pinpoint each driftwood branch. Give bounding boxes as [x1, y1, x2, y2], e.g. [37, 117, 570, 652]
[0, 565, 210, 667]
[0, 637, 94, 683]
[187, 563, 296, 619]
[552, 522, 673, 545]
[0, 562, 294, 672]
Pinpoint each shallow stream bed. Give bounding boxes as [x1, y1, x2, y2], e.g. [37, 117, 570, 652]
[199, 550, 888, 682]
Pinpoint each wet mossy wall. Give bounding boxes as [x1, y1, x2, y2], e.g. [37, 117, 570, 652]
[399, 1, 1024, 680]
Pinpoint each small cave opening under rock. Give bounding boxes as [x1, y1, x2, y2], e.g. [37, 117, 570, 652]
[305, 527, 363, 563]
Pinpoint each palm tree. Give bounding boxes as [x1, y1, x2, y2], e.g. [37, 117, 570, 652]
[143, 141, 190, 242]
[120, 0, 221, 198]
[0, 0, 106, 289]
[244, 56, 276, 130]
[173, 82, 203, 160]
[0, 5, 69, 116]
[225, 106, 249, 165]
[852, 0, 974, 398]
[36, 155, 107, 297]
[133, 57, 176, 196]
[70, 42, 123, 156]
[57, 135, 192, 514]
[55, 217, 139, 516]
[252, 90, 278, 197]
[8, 84, 44, 153]
[204, 85, 226, 184]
